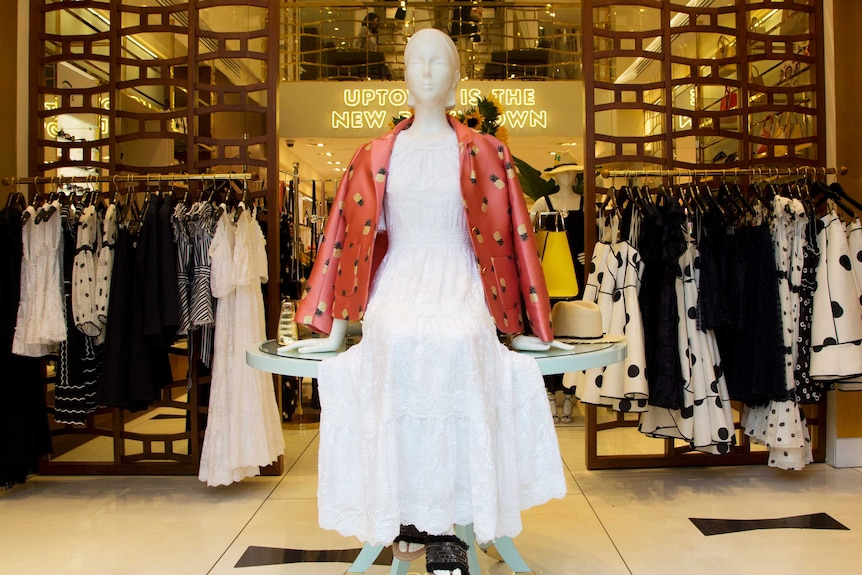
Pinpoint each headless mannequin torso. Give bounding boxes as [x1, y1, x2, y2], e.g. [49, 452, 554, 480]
[531, 169, 582, 214]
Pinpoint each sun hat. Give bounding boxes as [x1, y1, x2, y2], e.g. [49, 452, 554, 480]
[551, 300, 625, 344]
[544, 151, 580, 174]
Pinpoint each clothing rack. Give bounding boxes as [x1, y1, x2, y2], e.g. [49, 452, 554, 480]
[1, 171, 280, 477]
[1, 173, 257, 187]
[582, 165, 847, 470]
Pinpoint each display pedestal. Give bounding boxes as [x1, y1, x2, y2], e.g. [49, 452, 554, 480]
[247, 339, 627, 574]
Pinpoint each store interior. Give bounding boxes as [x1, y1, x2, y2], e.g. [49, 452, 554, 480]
[2, 1, 862, 573]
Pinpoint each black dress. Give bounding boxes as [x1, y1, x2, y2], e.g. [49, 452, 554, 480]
[0, 207, 51, 487]
[714, 223, 786, 405]
[97, 226, 145, 410]
[638, 200, 687, 409]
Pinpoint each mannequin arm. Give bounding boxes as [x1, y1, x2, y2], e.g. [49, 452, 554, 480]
[279, 318, 348, 354]
[510, 334, 574, 352]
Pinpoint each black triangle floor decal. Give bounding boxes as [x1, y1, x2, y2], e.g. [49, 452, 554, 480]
[690, 512, 849, 536]
[234, 545, 394, 568]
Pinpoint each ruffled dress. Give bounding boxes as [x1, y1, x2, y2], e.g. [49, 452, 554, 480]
[198, 207, 285, 486]
[316, 131, 566, 546]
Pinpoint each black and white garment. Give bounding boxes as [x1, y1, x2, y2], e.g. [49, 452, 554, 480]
[72, 204, 102, 338]
[809, 206, 862, 379]
[794, 218, 822, 404]
[93, 203, 117, 346]
[55, 205, 101, 426]
[742, 197, 812, 470]
[574, 219, 648, 412]
[188, 201, 217, 367]
[845, 218, 862, 298]
[639, 235, 735, 454]
[172, 201, 192, 336]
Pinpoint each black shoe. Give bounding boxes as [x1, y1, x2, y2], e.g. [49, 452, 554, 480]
[425, 535, 469, 575]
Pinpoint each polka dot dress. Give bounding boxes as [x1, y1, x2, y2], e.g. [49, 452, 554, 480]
[741, 197, 813, 470]
[639, 238, 735, 455]
[574, 217, 649, 413]
[71, 205, 101, 338]
[809, 206, 862, 379]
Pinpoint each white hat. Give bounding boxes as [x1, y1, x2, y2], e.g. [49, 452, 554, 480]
[552, 300, 625, 344]
[544, 151, 580, 174]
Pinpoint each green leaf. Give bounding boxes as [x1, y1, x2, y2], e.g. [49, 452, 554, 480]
[512, 155, 557, 201]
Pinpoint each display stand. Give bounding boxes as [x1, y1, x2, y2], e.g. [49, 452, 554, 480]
[247, 339, 627, 574]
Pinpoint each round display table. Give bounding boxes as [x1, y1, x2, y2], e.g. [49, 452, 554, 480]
[247, 339, 627, 575]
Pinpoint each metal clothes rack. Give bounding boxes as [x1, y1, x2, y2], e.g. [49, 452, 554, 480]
[1, 173, 257, 187]
[598, 166, 848, 180]
[277, 165, 336, 425]
[1, 171, 277, 476]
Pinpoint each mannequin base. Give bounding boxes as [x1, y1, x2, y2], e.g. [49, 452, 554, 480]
[345, 524, 533, 574]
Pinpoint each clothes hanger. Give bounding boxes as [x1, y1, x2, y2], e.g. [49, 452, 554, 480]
[36, 180, 59, 224]
[699, 182, 727, 218]
[233, 180, 249, 223]
[729, 181, 756, 215]
[829, 181, 862, 212]
[5, 178, 19, 209]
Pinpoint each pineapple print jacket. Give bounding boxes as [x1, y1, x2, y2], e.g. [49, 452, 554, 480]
[296, 115, 553, 342]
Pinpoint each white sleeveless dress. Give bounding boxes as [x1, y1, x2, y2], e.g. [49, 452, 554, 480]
[316, 131, 566, 546]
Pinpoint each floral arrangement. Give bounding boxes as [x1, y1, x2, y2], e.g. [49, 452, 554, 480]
[456, 95, 508, 144]
[389, 94, 508, 144]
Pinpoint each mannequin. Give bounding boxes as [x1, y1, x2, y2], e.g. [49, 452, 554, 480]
[285, 28, 567, 575]
[531, 154, 585, 424]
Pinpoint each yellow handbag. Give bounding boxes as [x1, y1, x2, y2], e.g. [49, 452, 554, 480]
[535, 210, 579, 299]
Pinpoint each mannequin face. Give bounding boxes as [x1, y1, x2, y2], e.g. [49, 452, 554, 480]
[404, 30, 459, 109]
[555, 170, 575, 188]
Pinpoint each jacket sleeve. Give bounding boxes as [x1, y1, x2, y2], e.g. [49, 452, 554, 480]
[502, 144, 554, 342]
[296, 147, 364, 334]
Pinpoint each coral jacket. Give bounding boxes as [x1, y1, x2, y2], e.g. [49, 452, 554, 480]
[296, 115, 553, 342]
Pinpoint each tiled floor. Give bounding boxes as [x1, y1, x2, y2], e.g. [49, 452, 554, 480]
[2, 418, 862, 574]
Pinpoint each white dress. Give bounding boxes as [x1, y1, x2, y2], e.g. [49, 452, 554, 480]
[198, 207, 285, 486]
[316, 132, 566, 546]
[574, 235, 649, 412]
[13, 201, 67, 357]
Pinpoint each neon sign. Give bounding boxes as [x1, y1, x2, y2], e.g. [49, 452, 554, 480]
[331, 87, 548, 130]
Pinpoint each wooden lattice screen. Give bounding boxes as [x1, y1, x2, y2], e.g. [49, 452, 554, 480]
[30, 0, 281, 475]
[581, 0, 827, 469]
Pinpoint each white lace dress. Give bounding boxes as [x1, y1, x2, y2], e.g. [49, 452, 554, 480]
[316, 132, 566, 547]
[198, 207, 285, 486]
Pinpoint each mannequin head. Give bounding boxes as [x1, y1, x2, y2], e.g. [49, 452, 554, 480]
[404, 28, 460, 110]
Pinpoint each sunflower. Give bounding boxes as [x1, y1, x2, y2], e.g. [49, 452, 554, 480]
[493, 124, 509, 145]
[477, 94, 504, 126]
[463, 110, 483, 129]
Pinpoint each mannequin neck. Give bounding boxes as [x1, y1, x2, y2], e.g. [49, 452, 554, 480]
[405, 107, 454, 140]
[551, 182, 582, 211]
